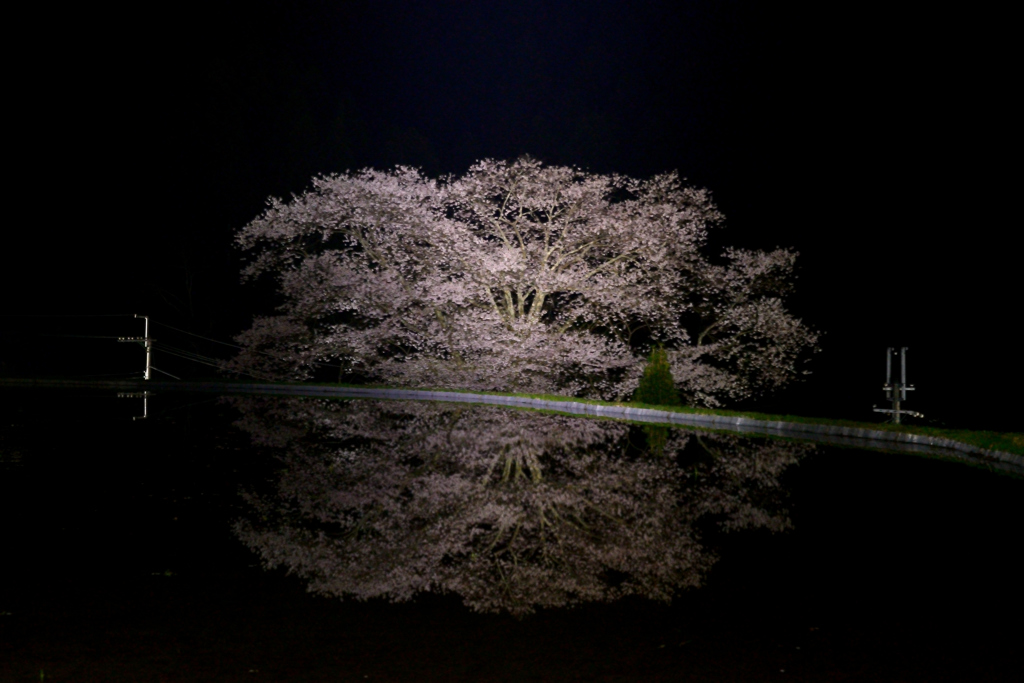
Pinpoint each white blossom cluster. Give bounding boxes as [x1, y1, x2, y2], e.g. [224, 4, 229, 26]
[232, 158, 817, 404]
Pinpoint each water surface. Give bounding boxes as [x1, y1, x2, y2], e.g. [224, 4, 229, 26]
[1, 389, 1021, 681]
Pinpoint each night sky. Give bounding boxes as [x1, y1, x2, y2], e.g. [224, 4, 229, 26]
[6, 0, 1019, 430]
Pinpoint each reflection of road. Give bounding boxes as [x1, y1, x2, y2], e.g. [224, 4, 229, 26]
[3, 379, 1020, 474]
[734, 426, 1024, 476]
[231, 398, 812, 616]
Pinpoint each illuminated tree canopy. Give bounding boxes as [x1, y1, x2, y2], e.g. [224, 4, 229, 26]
[232, 157, 816, 405]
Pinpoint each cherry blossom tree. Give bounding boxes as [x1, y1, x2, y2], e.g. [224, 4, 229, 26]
[230, 397, 812, 616]
[231, 157, 816, 404]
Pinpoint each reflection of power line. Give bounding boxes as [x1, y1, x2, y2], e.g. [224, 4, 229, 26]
[117, 390, 153, 420]
[147, 395, 221, 418]
[117, 393, 223, 423]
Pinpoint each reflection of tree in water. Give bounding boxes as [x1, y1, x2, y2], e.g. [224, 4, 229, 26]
[231, 398, 812, 616]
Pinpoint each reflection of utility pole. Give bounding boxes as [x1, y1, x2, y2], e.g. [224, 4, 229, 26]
[873, 346, 923, 424]
[117, 391, 151, 420]
[115, 315, 175, 420]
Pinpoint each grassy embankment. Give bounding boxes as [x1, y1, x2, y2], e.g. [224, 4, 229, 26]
[5, 376, 1019, 457]
[292, 381, 1024, 457]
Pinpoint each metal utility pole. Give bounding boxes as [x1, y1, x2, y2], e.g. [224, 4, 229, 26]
[114, 315, 153, 418]
[118, 314, 152, 380]
[115, 315, 181, 418]
[873, 346, 923, 423]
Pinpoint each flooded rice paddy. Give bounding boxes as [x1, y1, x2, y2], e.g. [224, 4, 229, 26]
[1, 389, 1021, 681]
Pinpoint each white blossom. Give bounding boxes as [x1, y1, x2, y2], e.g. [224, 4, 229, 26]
[231, 158, 817, 404]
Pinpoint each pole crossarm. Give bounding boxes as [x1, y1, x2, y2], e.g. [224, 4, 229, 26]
[877, 346, 918, 424]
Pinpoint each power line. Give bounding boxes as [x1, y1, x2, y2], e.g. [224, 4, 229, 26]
[3, 314, 342, 378]
[57, 372, 144, 379]
[150, 319, 342, 371]
[36, 334, 125, 339]
[153, 344, 265, 379]
[157, 342, 227, 364]
[149, 366, 181, 380]
[149, 320, 245, 349]
[156, 347, 226, 370]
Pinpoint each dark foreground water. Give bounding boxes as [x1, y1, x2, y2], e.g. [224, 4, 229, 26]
[1, 390, 1021, 682]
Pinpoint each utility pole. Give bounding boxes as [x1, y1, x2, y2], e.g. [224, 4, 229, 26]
[118, 314, 153, 379]
[873, 346, 923, 423]
[115, 315, 153, 419]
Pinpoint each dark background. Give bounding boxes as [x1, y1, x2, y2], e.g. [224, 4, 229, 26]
[4, 0, 1019, 431]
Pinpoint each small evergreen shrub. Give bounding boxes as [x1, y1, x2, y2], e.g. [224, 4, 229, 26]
[633, 346, 680, 407]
